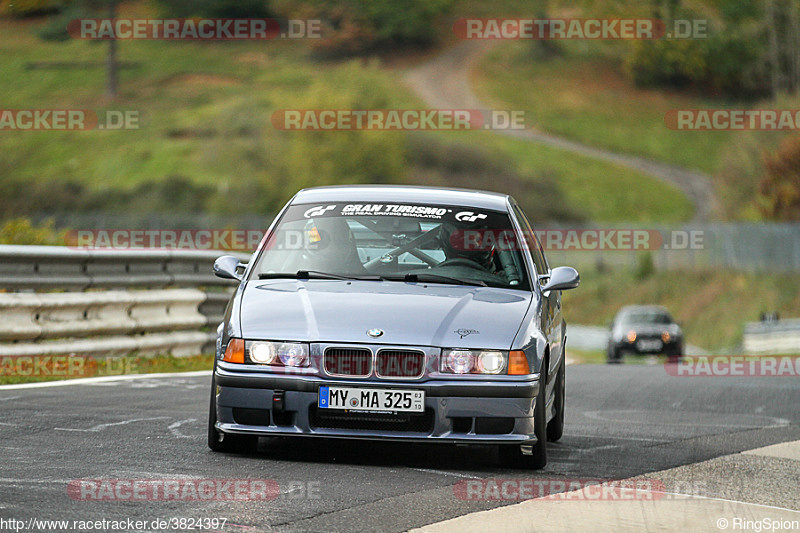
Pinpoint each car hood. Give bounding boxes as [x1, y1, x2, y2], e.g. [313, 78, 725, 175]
[238, 279, 532, 349]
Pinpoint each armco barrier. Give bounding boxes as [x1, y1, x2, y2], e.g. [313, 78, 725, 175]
[0, 246, 239, 289]
[743, 319, 800, 355]
[0, 246, 246, 358]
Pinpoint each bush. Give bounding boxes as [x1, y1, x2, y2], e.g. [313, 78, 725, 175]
[298, 0, 452, 57]
[0, 218, 65, 245]
[0, 176, 217, 218]
[0, 0, 66, 17]
[37, 4, 84, 41]
[626, 38, 707, 90]
[703, 27, 770, 98]
[634, 252, 655, 280]
[625, 2, 773, 99]
[154, 0, 271, 18]
[758, 135, 800, 221]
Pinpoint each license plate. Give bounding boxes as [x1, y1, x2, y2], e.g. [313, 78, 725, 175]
[637, 339, 663, 352]
[318, 386, 424, 413]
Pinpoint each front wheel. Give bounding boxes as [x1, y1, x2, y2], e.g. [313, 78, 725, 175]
[499, 367, 547, 469]
[546, 358, 565, 442]
[208, 375, 258, 453]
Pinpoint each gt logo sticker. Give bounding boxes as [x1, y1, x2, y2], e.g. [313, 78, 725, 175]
[304, 205, 336, 218]
[455, 328, 479, 339]
[455, 211, 488, 223]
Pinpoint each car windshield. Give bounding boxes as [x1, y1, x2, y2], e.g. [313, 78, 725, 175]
[250, 202, 531, 290]
[622, 311, 673, 325]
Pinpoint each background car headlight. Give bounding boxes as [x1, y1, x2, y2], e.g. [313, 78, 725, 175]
[441, 350, 509, 374]
[249, 341, 309, 367]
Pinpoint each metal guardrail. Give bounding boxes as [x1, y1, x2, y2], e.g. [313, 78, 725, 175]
[0, 246, 242, 290]
[743, 319, 800, 355]
[0, 246, 244, 358]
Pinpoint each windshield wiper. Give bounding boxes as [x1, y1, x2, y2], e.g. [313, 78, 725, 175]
[380, 273, 487, 287]
[258, 270, 381, 281]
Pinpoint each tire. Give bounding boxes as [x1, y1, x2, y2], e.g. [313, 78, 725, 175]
[666, 346, 683, 364]
[607, 345, 622, 364]
[546, 358, 565, 442]
[499, 365, 547, 469]
[207, 375, 258, 454]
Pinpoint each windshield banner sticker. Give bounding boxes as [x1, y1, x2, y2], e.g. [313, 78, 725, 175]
[341, 204, 449, 219]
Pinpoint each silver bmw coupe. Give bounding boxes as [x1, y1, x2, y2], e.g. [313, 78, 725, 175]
[208, 185, 579, 469]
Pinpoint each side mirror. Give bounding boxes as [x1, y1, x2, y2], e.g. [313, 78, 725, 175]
[213, 255, 245, 281]
[541, 266, 580, 293]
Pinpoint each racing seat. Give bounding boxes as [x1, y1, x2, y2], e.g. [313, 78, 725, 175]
[310, 217, 367, 274]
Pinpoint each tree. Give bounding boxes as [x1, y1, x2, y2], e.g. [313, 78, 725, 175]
[766, 0, 800, 96]
[103, 0, 119, 99]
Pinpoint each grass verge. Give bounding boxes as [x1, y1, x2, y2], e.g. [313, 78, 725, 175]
[0, 354, 213, 385]
[474, 41, 738, 175]
[0, 12, 692, 224]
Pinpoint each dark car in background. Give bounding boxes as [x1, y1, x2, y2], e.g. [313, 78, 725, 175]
[607, 305, 683, 363]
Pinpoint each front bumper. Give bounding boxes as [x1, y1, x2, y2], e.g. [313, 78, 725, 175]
[214, 366, 539, 444]
[622, 339, 682, 355]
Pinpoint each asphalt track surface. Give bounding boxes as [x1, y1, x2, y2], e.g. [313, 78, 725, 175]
[1, 365, 798, 532]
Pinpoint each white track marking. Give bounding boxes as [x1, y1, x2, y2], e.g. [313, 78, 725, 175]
[0, 370, 211, 390]
[168, 418, 198, 438]
[583, 410, 791, 429]
[566, 444, 619, 454]
[562, 433, 667, 443]
[55, 417, 170, 432]
[411, 468, 478, 479]
[0, 478, 75, 485]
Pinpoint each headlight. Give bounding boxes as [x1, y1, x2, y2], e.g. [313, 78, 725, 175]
[626, 331, 637, 343]
[477, 351, 506, 374]
[661, 331, 671, 342]
[441, 350, 508, 375]
[442, 350, 475, 374]
[248, 341, 309, 367]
